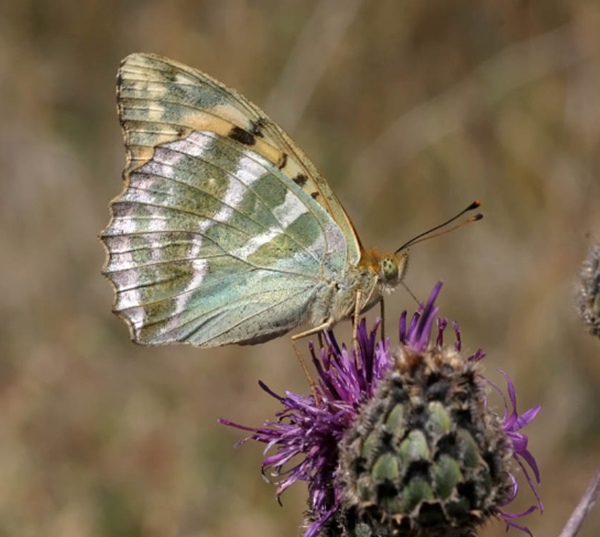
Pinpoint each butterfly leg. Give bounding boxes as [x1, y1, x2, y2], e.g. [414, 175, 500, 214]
[292, 322, 332, 341]
[291, 322, 331, 405]
[353, 289, 362, 363]
[290, 338, 320, 405]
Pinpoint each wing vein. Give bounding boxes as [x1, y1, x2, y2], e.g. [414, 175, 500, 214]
[155, 139, 328, 264]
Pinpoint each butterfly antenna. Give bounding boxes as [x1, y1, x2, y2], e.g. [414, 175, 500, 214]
[395, 200, 482, 253]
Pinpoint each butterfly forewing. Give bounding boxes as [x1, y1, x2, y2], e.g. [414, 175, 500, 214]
[103, 72, 353, 345]
[116, 53, 361, 263]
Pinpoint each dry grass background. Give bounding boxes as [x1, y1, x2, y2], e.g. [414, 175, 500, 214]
[1, 1, 600, 536]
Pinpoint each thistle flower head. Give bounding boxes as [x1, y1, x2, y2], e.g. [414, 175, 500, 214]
[220, 319, 388, 537]
[220, 283, 542, 537]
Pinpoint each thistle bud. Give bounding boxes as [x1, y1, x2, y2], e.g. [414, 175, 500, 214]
[334, 341, 513, 536]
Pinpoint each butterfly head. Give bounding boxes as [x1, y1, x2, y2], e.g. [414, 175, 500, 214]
[361, 248, 409, 294]
[381, 252, 408, 287]
[380, 251, 409, 292]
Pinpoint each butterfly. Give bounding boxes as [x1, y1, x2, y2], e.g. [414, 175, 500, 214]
[101, 53, 412, 348]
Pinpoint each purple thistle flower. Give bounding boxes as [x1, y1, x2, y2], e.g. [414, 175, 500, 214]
[488, 371, 543, 535]
[220, 282, 542, 537]
[220, 319, 388, 537]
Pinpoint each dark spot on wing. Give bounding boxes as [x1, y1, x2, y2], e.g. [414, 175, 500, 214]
[175, 126, 186, 137]
[293, 174, 308, 186]
[116, 73, 126, 127]
[250, 118, 267, 138]
[229, 126, 256, 146]
[277, 152, 288, 169]
[311, 191, 320, 200]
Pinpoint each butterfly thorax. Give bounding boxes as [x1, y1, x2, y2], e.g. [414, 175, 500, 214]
[309, 248, 409, 328]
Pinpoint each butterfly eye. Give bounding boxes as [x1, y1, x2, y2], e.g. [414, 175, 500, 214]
[381, 257, 399, 282]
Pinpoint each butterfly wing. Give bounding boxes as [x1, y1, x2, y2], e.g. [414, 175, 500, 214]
[102, 56, 354, 346]
[115, 53, 362, 265]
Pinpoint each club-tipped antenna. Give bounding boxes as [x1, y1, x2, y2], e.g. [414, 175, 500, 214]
[395, 200, 482, 254]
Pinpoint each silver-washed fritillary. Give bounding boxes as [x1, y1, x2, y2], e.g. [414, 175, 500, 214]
[101, 53, 414, 347]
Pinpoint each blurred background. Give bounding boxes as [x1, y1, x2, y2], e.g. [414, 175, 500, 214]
[1, 0, 599, 536]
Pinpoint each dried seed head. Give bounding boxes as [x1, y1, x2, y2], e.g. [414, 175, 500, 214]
[577, 242, 600, 337]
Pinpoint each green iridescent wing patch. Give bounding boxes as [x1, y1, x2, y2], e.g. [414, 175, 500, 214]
[102, 54, 360, 346]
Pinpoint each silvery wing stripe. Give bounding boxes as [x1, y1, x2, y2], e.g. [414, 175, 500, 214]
[232, 189, 309, 260]
[161, 147, 262, 333]
[165, 131, 272, 189]
[142, 132, 319, 251]
[161, 131, 212, 159]
[111, 236, 144, 317]
[159, 259, 208, 330]
[157, 131, 329, 265]
[104, 234, 212, 272]
[232, 229, 280, 260]
[273, 189, 310, 227]
[183, 130, 344, 267]
[137, 133, 261, 235]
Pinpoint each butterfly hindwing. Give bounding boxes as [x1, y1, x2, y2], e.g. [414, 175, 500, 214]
[102, 124, 348, 345]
